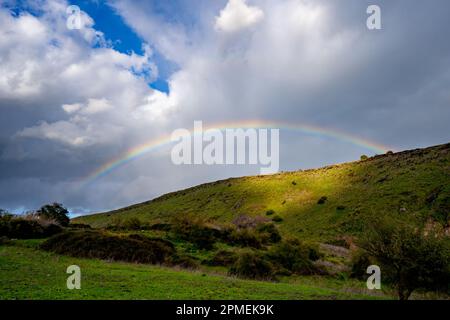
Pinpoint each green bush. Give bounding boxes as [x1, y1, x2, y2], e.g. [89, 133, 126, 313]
[271, 215, 283, 223]
[122, 217, 143, 230]
[228, 228, 262, 248]
[317, 196, 327, 204]
[69, 223, 92, 229]
[171, 215, 217, 249]
[350, 250, 375, 280]
[206, 249, 238, 267]
[307, 244, 322, 261]
[170, 254, 199, 269]
[0, 236, 10, 245]
[106, 217, 149, 231]
[228, 250, 275, 280]
[0, 216, 62, 239]
[256, 223, 281, 244]
[265, 209, 275, 216]
[266, 239, 319, 275]
[41, 230, 177, 265]
[149, 223, 172, 231]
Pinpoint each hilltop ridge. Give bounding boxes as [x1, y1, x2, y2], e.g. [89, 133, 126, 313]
[75, 143, 450, 241]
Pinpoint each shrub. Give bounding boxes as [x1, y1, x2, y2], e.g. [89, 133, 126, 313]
[307, 245, 322, 261]
[36, 203, 70, 227]
[41, 230, 177, 265]
[171, 215, 217, 249]
[170, 254, 199, 269]
[359, 218, 450, 300]
[149, 223, 172, 231]
[0, 236, 10, 245]
[317, 196, 327, 204]
[122, 217, 142, 230]
[0, 215, 62, 239]
[266, 239, 319, 275]
[106, 217, 149, 231]
[228, 250, 275, 280]
[350, 250, 375, 280]
[265, 209, 275, 216]
[69, 223, 92, 229]
[228, 228, 262, 248]
[360, 155, 368, 161]
[271, 215, 283, 223]
[256, 223, 281, 244]
[206, 249, 238, 267]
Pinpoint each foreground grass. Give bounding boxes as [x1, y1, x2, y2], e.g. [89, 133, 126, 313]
[0, 243, 389, 300]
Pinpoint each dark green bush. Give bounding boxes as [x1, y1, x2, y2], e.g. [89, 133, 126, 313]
[228, 228, 262, 248]
[350, 250, 374, 280]
[228, 250, 275, 280]
[171, 215, 217, 249]
[0, 236, 10, 245]
[206, 249, 238, 267]
[307, 245, 322, 261]
[41, 230, 176, 265]
[271, 215, 283, 223]
[0, 216, 62, 239]
[149, 223, 172, 231]
[266, 239, 319, 275]
[69, 223, 92, 229]
[256, 223, 281, 244]
[170, 254, 199, 269]
[265, 209, 275, 216]
[122, 217, 143, 230]
[106, 217, 149, 231]
[317, 196, 327, 204]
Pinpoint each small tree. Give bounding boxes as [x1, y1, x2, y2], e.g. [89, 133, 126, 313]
[359, 218, 450, 300]
[37, 203, 70, 227]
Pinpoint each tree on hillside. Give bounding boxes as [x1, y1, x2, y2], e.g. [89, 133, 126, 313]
[359, 218, 450, 300]
[36, 203, 70, 227]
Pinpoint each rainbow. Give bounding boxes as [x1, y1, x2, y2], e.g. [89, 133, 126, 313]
[83, 119, 393, 185]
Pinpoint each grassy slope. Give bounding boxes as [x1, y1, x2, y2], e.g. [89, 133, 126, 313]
[0, 242, 387, 300]
[75, 143, 450, 241]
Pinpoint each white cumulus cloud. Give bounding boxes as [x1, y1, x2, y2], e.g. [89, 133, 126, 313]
[215, 0, 264, 33]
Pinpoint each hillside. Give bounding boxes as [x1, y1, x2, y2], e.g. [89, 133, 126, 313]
[75, 143, 450, 242]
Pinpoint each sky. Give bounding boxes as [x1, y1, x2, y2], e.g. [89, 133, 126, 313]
[0, 0, 449, 215]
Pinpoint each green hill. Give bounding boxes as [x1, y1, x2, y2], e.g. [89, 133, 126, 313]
[75, 143, 450, 242]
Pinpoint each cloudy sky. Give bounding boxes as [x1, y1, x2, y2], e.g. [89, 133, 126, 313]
[1, 0, 449, 215]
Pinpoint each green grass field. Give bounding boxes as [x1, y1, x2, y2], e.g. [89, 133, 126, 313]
[0, 241, 389, 300]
